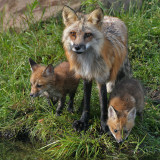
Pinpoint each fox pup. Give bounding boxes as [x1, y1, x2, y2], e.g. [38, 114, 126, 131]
[29, 58, 80, 115]
[107, 78, 144, 143]
[62, 6, 132, 132]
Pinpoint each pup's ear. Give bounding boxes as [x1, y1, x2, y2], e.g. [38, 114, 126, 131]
[62, 5, 78, 26]
[29, 58, 38, 72]
[127, 107, 136, 121]
[87, 8, 104, 27]
[43, 64, 54, 77]
[108, 106, 117, 120]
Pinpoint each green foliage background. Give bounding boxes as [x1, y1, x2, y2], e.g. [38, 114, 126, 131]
[0, 0, 160, 159]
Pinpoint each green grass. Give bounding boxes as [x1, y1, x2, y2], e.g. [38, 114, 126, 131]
[0, 0, 160, 159]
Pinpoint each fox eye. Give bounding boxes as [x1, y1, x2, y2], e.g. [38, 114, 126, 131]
[114, 129, 118, 133]
[84, 33, 93, 38]
[37, 84, 42, 88]
[70, 31, 76, 37]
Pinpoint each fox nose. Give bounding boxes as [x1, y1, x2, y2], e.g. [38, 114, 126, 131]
[73, 44, 86, 53]
[30, 93, 34, 97]
[117, 139, 123, 143]
[75, 45, 81, 51]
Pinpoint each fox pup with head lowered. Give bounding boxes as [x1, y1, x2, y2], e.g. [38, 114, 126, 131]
[62, 6, 132, 131]
[107, 78, 144, 143]
[29, 58, 80, 115]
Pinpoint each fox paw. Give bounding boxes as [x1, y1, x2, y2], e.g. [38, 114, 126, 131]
[73, 120, 88, 132]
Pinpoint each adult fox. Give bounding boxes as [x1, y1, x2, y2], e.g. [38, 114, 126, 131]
[62, 6, 132, 132]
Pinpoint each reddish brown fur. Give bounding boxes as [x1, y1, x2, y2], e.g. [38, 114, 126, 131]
[30, 62, 79, 97]
[51, 62, 79, 96]
[100, 38, 127, 82]
[109, 46, 127, 82]
[100, 39, 113, 70]
[62, 7, 128, 85]
[64, 48, 81, 75]
[62, 6, 131, 131]
[109, 96, 135, 112]
[107, 114, 134, 142]
[107, 78, 144, 143]
[29, 60, 80, 115]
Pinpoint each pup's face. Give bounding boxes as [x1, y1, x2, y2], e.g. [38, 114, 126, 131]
[29, 58, 54, 97]
[107, 106, 136, 143]
[30, 72, 48, 97]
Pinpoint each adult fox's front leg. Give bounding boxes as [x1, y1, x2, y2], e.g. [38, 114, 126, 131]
[73, 79, 92, 131]
[97, 83, 109, 132]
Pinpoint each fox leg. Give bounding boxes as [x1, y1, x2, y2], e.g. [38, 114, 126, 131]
[97, 83, 109, 132]
[47, 97, 58, 107]
[56, 96, 66, 116]
[68, 92, 76, 113]
[73, 79, 92, 131]
[77, 96, 84, 113]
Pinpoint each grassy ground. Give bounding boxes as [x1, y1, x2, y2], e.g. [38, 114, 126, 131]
[0, 0, 160, 159]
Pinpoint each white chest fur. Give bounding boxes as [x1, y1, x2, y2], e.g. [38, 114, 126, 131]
[74, 49, 110, 84]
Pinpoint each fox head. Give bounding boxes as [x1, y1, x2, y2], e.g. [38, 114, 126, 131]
[29, 58, 54, 97]
[107, 106, 136, 143]
[62, 6, 104, 54]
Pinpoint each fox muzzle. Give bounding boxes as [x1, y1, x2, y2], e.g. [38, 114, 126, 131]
[30, 93, 39, 98]
[116, 138, 123, 143]
[72, 44, 86, 54]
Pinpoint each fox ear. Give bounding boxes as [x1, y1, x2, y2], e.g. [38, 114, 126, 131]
[62, 5, 78, 26]
[128, 107, 136, 121]
[43, 64, 54, 77]
[108, 106, 117, 120]
[88, 8, 104, 27]
[29, 58, 38, 72]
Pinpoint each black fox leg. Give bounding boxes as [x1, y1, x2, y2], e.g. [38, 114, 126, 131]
[51, 98, 59, 105]
[68, 92, 75, 113]
[77, 96, 84, 113]
[98, 83, 109, 132]
[56, 96, 66, 116]
[73, 79, 92, 131]
[81, 79, 92, 122]
[47, 97, 58, 107]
